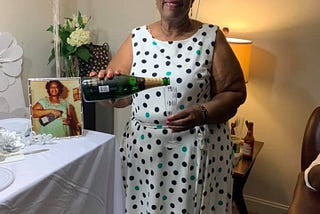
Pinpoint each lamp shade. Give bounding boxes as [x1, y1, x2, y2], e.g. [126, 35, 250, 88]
[227, 38, 252, 83]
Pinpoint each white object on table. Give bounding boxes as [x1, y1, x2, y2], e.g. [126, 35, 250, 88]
[0, 167, 14, 192]
[0, 120, 124, 214]
[0, 118, 30, 135]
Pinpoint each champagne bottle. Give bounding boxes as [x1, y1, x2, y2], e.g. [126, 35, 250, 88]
[39, 113, 59, 126]
[81, 74, 170, 102]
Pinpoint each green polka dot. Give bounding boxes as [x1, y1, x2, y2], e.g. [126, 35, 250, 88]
[135, 186, 140, 191]
[205, 138, 210, 144]
[182, 146, 187, 152]
[140, 135, 145, 140]
[157, 163, 163, 169]
[218, 200, 224, 206]
[152, 41, 157, 46]
[190, 175, 196, 180]
[145, 112, 150, 118]
[166, 71, 172, 76]
[162, 195, 168, 201]
[179, 105, 185, 110]
[218, 167, 222, 173]
[196, 50, 201, 55]
[156, 124, 163, 129]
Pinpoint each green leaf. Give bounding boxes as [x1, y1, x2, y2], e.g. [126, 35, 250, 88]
[76, 46, 90, 62]
[64, 44, 76, 55]
[47, 25, 54, 32]
[64, 18, 73, 31]
[59, 31, 70, 45]
[78, 11, 84, 28]
[48, 48, 55, 64]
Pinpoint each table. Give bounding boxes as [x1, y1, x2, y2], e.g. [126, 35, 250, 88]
[0, 129, 124, 214]
[233, 141, 264, 214]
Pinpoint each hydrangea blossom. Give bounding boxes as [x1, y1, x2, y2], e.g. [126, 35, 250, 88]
[67, 28, 90, 47]
[47, 11, 91, 64]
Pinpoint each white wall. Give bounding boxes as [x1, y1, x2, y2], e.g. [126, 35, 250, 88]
[195, 0, 320, 213]
[0, 0, 76, 104]
[2, 0, 320, 213]
[78, 0, 157, 140]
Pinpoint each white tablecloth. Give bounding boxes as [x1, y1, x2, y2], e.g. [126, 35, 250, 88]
[0, 128, 124, 214]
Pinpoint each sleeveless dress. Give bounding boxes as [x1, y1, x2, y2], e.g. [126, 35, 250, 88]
[38, 97, 70, 137]
[120, 24, 233, 214]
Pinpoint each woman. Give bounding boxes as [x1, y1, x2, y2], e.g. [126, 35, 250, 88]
[32, 80, 79, 137]
[92, 0, 246, 213]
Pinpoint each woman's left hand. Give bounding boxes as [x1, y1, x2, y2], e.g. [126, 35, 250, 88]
[166, 105, 204, 132]
[62, 117, 71, 125]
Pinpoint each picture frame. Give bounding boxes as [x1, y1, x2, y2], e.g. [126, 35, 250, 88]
[28, 77, 83, 138]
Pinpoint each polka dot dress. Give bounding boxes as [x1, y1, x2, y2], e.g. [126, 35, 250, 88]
[119, 24, 233, 214]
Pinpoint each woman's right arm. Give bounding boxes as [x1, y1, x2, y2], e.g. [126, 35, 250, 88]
[95, 34, 134, 108]
[32, 102, 62, 118]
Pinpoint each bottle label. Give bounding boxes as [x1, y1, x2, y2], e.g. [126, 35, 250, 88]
[40, 116, 50, 124]
[98, 85, 110, 93]
[242, 143, 252, 155]
[39, 113, 58, 126]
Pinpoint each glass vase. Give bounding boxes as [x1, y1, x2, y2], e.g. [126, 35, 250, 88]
[60, 56, 79, 77]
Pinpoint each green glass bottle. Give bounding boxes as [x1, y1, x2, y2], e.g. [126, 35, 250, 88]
[81, 74, 170, 102]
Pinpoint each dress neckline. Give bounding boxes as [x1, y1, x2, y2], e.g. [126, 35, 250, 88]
[145, 23, 204, 43]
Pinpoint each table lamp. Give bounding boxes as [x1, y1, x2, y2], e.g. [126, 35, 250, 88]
[223, 27, 252, 83]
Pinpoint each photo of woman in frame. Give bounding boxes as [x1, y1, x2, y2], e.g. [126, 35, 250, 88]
[28, 78, 83, 138]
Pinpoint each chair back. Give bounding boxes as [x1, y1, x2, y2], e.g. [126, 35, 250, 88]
[301, 106, 320, 171]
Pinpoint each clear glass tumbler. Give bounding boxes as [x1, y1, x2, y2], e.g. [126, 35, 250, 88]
[163, 85, 178, 147]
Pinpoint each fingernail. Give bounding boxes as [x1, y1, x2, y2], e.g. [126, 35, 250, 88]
[106, 72, 113, 79]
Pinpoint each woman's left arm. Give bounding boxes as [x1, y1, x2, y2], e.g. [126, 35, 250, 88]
[66, 104, 80, 135]
[167, 28, 246, 132]
[201, 28, 247, 124]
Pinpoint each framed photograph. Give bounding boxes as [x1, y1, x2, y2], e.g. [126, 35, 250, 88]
[28, 78, 83, 138]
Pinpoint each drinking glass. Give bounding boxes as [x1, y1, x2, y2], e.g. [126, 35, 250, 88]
[234, 116, 245, 139]
[163, 85, 178, 147]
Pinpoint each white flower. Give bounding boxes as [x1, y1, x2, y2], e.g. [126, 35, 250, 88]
[71, 14, 80, 28]
[82, 15, 90, 24]
[63, 19, 75, 30]
[67, 28, 90, 47]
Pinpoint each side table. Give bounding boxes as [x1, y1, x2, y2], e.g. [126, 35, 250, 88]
[233, 141, 264, 214]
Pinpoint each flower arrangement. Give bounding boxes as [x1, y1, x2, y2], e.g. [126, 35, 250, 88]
[47, 11, 91, 76]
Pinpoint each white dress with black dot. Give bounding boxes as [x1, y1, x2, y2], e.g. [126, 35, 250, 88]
[119, 24, 233, 214]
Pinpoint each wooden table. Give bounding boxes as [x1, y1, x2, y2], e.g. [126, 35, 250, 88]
[233, 141, 264, 214]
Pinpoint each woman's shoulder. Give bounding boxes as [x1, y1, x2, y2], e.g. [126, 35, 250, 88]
[198, 22, 219, 31]
[131, 25, 148, 33]
[38, 97, 48, 103]
[59, 98, 69, 105]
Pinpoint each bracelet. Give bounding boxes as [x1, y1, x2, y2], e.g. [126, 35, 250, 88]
[199, 104, 209, 124]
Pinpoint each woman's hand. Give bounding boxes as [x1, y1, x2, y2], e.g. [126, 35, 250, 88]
[62, 117, 71, 125]
[51, 109, 63, 118]
[166, 105, 204, 132]
[89, 68, 132, 107]
[89, 68, 121, 79]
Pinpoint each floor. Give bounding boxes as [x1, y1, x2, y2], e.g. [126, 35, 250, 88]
[232, 205, 257, 214]
[233, 209, 257, 214]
